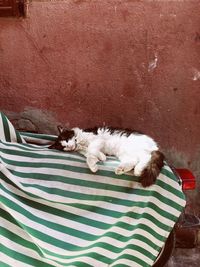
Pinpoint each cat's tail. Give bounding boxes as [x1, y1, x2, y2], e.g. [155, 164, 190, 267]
[139, 150, 165, 187]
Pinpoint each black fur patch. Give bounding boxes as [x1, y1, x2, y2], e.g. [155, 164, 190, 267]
[84, 126, 143, 137]
[84, 127, 99, 135]
[106, 127, 143, 137]
[49, 129, 75, 150]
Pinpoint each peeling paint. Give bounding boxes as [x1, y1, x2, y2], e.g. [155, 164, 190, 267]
[159, 13, 176, 18]
[148, 53, 158, 72]
[192, 68, 200, 81]
[170, 14, 177, 18]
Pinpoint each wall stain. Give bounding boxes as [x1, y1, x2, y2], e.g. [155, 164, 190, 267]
[194, 32, 200, 42]
[120, 9, 130, 22]
[73, 0, 88, 4]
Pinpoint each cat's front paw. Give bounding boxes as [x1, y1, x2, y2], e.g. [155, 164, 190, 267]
[87, 155, 99, 173]
[89, 164, 99, 173]
[98, 152, 106, 162]
[115, 163, 135, 175]
[133, 169, 142, 177]
[115, 166, 125, 175]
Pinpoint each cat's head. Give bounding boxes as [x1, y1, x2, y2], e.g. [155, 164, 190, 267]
[49, 126, 86, 151]
[49, 126, 77, 151]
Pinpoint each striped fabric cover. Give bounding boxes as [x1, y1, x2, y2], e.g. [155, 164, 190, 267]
[0, 112, 186, 267]
[0, 112, 25, 144]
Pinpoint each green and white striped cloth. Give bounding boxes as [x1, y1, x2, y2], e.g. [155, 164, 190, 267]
[0, 112, 186, 267]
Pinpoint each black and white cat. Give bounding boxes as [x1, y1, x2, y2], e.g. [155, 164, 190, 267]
[49, 126, 164, 187]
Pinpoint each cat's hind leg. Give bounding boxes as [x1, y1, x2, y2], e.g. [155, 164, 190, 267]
[115, 157, 138, 175]
[133, 153, 151, 176]
[98, 151, 106, 162]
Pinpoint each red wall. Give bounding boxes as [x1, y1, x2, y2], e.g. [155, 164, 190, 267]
[0, 1, 200, 173]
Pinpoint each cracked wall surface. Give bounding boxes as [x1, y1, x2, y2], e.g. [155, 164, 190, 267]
[0, 0, 200, 208]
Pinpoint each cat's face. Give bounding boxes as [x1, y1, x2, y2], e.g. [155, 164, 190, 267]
[49, 127, 87, 152]
[49, 129, 77, 151]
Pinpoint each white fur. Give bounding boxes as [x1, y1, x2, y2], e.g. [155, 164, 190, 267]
[61, 139, 76, 151]
[61, 128, 158, 176]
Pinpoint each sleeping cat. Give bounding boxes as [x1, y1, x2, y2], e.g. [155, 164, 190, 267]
[49, 126, 164, 187]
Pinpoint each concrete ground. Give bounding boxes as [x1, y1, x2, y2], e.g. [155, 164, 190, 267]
[166, 190, 200, 267]
[166, 247, 200, 267]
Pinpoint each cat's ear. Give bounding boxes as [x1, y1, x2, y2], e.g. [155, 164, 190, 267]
[57, 125, 64, 134]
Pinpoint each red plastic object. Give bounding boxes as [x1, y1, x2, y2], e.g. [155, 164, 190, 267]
[175, 169, 196, 190]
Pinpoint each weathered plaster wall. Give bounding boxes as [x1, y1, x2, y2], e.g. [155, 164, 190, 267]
[0, 1, 200, 264]
[0, 1, 200, 175]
